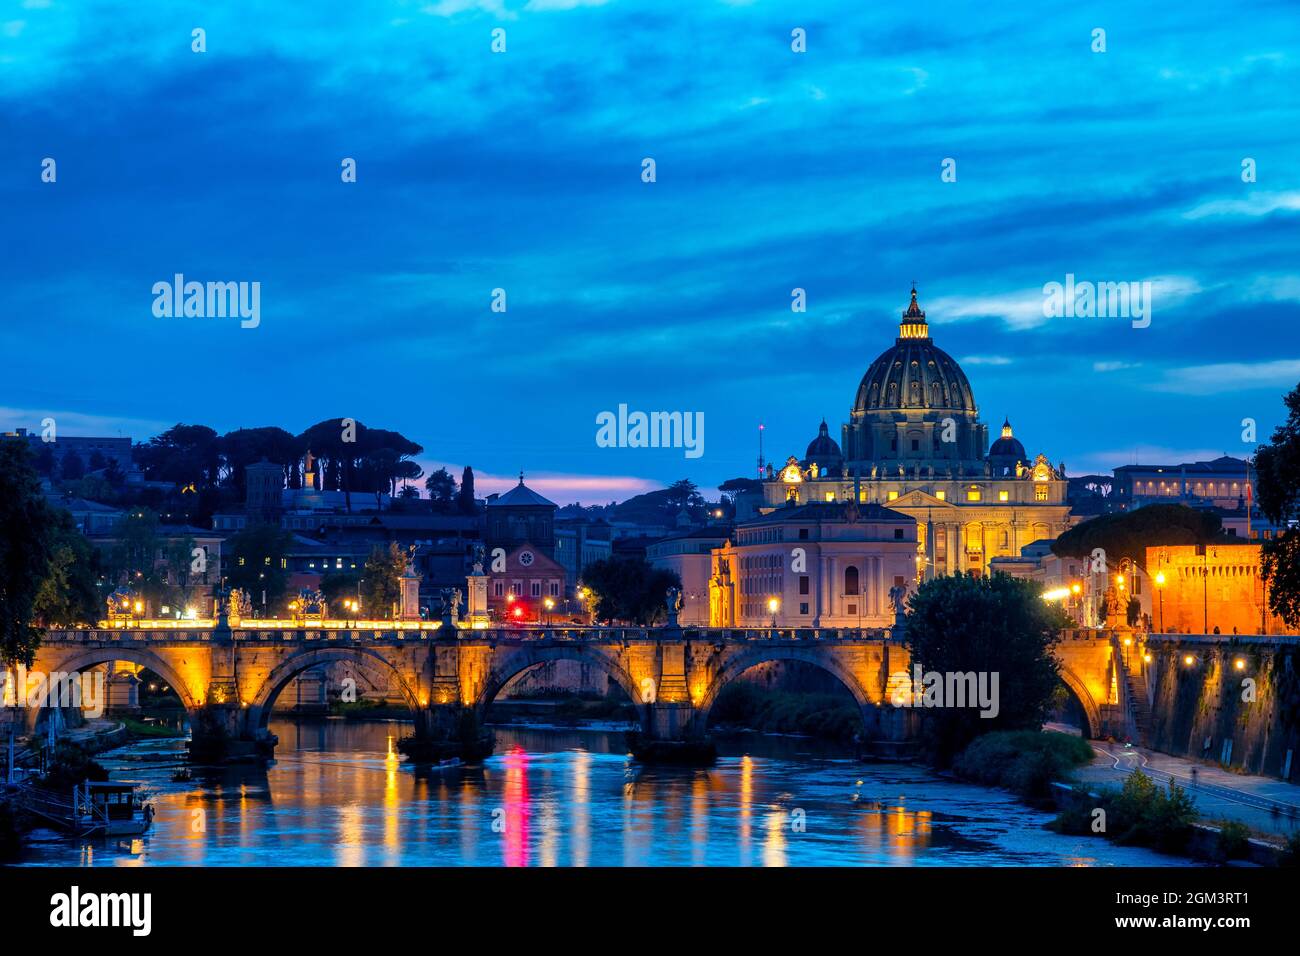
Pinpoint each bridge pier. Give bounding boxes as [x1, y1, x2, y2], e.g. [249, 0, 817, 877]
[188, 702, 276, 764]
[626, 701, 717, 765]
[399, 703, 494, 764]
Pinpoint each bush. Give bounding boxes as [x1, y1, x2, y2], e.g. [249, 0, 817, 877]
[1053, 770, 1199, 854]
[952, 730, 1094, 799]
[35, 741, 109, 792]
[1214, 821, 1252, 862]
[1282, 830, 1300, 867]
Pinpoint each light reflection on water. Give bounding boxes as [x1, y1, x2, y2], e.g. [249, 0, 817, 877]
[19, 719, 1185, 867]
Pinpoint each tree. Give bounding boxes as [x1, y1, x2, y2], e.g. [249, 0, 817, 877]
[398, 485, 420, 500]
[33, 444, 56, 478]
[904, 572, 1070, 766]
[1051, 504, 1223, 570]
[580, 558, 681, 625]
[361, 542, 408, 619]
[1256, 381, 1300, 627]
[663, 478, 706, 520]
[87, 450, 107, 472]
[134, 424, 221, 489]
[106, 508, 168, 612]
[33, 509, 102, 627]
[102, 457, 126, 488]
[0, 440, 58, 665]
[60, 449, 85, 481]
[319, 571, 362, 614]
[216, 426, 298, 494]
[224, 524, 296, 615]
[457, 466, 477, 514]
[424, 468, 456, 507]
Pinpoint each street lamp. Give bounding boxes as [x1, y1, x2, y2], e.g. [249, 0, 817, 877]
[767, 596, 780, 629]
[543, 596, 555, 625]
[1154, 571, 1166, 633]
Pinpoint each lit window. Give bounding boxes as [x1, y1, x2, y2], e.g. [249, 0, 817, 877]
[1035, 486, 1048, 502]
[935, 491, 946, 501]
[825, 491, 835, 501]
[887, 491, 899, 501]
[998, 491, 1009, 502]
[966, 487, 982, 502]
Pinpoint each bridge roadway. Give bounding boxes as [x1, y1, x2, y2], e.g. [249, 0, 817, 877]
[15, 621, 1122, 762]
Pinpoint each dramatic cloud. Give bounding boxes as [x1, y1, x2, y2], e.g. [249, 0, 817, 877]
[2, 0, 1298, 497]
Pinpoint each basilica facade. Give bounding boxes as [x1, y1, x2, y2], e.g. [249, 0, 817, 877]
[753, 287, 1073, 580]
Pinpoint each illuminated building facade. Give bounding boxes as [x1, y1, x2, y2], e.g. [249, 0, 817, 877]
[758, 288, 1073, 578]
[1145, 543, 1299, 636]
[708, 502, 917, 628]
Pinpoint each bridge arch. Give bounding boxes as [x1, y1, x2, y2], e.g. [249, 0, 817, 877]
[697, 646, 875, 731]
[475, 645, 649, 728]
[21, 647, 200, 732]
[1056, 665, 1102, 739]
[247, 647, 421, 731]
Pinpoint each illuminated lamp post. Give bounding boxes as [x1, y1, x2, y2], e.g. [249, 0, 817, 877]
[767, 596, 780, 629]
[543, 596, 555, 626]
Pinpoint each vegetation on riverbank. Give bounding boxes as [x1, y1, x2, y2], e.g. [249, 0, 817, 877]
[121, 716, 186, 738]
[1051, 769, 1199, 854]
[951, 730, 1094, 801]
[709, 682, 861, 741]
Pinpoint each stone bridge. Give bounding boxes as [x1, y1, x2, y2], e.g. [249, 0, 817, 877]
[12, 622, 1127, 761]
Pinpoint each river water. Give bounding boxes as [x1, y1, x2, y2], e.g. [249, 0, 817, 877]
[20, 718, 1184, 867]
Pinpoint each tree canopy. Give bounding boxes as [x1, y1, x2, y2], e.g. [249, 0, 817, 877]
[904, 572, 1069, 766]
[580, 558, 681, 625]
[0, 440, 58, 664]
[1255, 381, 1300, 626]
[1051, 504, 1223, 569]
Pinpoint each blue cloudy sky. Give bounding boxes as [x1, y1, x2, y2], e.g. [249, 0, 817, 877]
[2, 0, 1298, 503]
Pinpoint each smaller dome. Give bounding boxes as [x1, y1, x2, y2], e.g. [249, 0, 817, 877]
[988, 418, 1028, 473]
[804, 420, 843, 471]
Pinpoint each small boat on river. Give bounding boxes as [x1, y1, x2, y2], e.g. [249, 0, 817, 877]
[17, 780, 154, 837]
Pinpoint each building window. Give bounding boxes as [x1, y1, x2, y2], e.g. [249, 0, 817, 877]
[799, 576, 810, 595]
[800, 602, 809, 615]
[531, 581, 541, 598]
[494, 581, 504, 597]
[847, 604, 857, 616]
[844, 566, 860, 595]
[887, 491, 899, 501]
[935, 491, 946, 501]
[911, 439, 920, 451]
[998, 490, 1009, 502]
[894, 528, 904, 539]
[1035, 486, 1048, 501]
[966, 487, 982, 502]
[825, 491, 835, 502]
[549, 580, 560, 597]
[798, 528, 809, 540]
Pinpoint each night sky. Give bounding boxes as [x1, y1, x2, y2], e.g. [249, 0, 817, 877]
[3, 1, 1298, 502]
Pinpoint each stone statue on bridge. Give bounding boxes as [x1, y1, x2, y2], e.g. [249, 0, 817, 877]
[665, 587, 683, 628]
[438, 588, 462, 628]
[888, 584, 908, 625]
